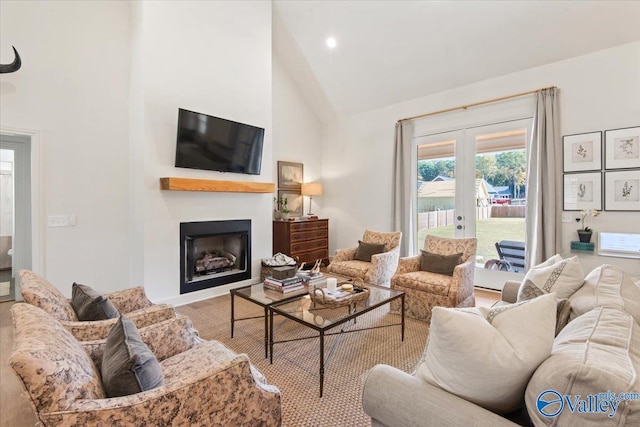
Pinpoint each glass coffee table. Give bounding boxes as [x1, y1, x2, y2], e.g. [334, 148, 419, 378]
[269, 283, 405, 397]
[230, 283, 309, 358]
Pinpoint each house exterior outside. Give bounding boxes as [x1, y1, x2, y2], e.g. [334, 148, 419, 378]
[418, 178, 490, 212]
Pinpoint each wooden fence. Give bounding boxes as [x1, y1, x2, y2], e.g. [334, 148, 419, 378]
[417, 205, 525, 231]
[491, 205, 526, 218]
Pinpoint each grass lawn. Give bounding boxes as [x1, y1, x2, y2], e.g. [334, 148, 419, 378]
[417, 217, 525, 263]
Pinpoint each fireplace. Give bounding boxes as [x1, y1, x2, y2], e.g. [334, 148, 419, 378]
[180, 220, 251, 294]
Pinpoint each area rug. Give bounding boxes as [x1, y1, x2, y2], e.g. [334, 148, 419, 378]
[177, 294, 430, 427]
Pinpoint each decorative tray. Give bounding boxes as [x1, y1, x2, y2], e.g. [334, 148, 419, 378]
[309, 278, 369, 308]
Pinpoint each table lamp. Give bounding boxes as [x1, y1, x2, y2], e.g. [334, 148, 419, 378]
[301, 182, 323, 216]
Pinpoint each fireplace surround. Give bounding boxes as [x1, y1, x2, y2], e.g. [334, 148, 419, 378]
[180, 220, 251, 294]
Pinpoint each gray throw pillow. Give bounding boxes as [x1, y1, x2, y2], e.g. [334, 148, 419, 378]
[354, 240, 387, 262]
[71, 282, 118, 321]
[420, 251, 463, 276]
[102, 315, 164, 398]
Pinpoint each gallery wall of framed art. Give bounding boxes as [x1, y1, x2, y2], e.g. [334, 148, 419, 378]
[563, 172, 602, 211]
[563, 126, 639, 212]
[604, 126, 640, 170]
[563, 131, 602, 173]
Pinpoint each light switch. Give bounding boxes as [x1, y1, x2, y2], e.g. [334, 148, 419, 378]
[48, 215, 69, 227]
[561, 212, 576, 223]
[69, 215, 77, 226]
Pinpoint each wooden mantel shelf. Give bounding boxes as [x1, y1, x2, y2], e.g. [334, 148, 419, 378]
[159, 177, 275, 193]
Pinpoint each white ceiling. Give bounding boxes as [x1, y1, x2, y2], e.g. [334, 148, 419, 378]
[274, 1, 640, 117]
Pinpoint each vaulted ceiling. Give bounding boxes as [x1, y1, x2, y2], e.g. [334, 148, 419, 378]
[274, 1, 640, 118]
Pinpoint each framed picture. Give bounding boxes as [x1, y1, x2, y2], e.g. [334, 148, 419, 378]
[562, 131, 602, 172]
[277, 161, 303, 190]
[277, 190, 303, 217]
[605, 126, 640, 170]
[604, 169, 640, 211]
[563, 172, 602, 211]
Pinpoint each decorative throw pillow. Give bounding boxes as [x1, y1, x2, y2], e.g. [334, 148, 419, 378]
[102, 315, 164, 398]
[491, 297, 570, 337]
[354, 240, 386, 262]
[516, 255, 584, 302]
[555, 298, 571, 336]
[420, 251, 463, 276]
[416, 292, 556, 414]
[71, 282, 118, 321]
[569, 264, 640, 324]
[535, 253, 563, 268]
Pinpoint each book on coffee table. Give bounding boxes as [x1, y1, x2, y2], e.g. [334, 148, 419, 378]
[264, 276, 305, 293]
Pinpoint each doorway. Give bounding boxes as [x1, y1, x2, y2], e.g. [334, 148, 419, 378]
[0, 134, 32, 302]
[415, 118, 531, 290]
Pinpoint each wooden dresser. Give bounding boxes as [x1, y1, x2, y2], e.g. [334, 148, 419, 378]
[273, 219, 329, 264]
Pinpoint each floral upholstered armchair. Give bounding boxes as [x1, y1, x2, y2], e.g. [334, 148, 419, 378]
[19, 269, 177, 340]
[10, 303, 282, 426]
[390, 235, 477, 322]
[327, 230, 402, 286]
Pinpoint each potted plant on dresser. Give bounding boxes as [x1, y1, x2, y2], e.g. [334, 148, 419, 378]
[278, 197, 291, 221]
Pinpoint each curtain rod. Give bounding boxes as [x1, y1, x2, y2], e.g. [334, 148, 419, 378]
[398, 86, 557, 122]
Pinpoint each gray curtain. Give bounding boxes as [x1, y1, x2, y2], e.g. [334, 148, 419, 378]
[526, 88, 561, 266]
[392, 120, 415, 257]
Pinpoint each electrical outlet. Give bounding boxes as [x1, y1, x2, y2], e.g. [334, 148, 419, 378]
[48, 215, 69, 227]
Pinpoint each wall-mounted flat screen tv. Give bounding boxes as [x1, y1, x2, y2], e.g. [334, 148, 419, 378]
[175, 108, 264, 175]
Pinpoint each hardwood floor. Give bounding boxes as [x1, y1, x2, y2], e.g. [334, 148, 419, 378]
[475, 287, 501, 307]
[0, 287, 499, 426]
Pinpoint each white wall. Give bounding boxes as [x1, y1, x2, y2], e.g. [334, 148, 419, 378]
[272, 54, 324, 215]
[0, 1, 132, 295]
[138, 1, 273, 305]
[1, 1, 276, 303]
[324, 41, 640, 276]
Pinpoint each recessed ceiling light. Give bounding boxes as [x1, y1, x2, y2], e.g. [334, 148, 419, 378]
[326, 37, 337, 49]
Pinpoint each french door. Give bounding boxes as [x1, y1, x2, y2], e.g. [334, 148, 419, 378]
[415, 118, 531, 289]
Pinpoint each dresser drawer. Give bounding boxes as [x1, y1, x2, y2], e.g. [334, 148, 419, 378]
[290, 220, 327, 232]
[291, 238, 328, 254]
[290, 229, 328, 242]
[295, 248, 329, 264]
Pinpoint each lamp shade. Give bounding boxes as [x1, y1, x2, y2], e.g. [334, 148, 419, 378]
[301, 182, 323, 196]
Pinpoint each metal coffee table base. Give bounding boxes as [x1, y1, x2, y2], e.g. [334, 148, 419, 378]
[230, 285, 308, 358]
[269, 293, 405, 397]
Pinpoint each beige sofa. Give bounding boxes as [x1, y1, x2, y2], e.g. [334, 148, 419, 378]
[10, 303, 282, 426]
[363, 264, 640, 426]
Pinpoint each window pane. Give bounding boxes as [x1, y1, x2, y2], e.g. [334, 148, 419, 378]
[415, 125, 527, 276]
[417, 140, 456, 248]
[475, 131, 526, 271]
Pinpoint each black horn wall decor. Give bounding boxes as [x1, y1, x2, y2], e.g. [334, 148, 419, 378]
[0, 46, 22, 74]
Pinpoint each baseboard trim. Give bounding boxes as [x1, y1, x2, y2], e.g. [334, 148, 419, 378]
[154, 278, 257, 307]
